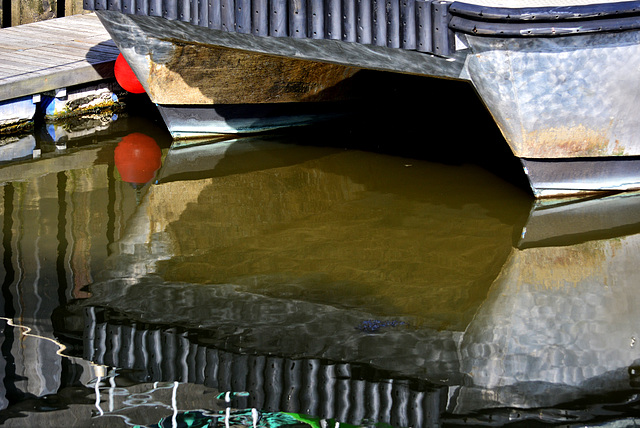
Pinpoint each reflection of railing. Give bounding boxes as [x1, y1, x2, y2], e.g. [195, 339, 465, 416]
[83, 306, 447, 427]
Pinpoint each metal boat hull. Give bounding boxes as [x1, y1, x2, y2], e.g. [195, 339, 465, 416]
[460, 30, 640, 197]
[156, 102, 352, 137]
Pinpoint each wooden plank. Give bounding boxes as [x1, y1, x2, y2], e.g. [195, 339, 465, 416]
[0, 58, 44, 72]
[0, 72, 42, 85]
[32, 46, 107, 61]
[55, 36, 116, 49]
[41, 43, 118, 62]
[0, 15, 112, 53]
[3, 25, 88, 41]
[28, 16, 107, 33]
[0, 50, 114, 76]
[0, 13, 117, 102]
[26, 21, 107, 36]
[76, 36, 116, 46]
[0, 67, 46, 77]
[20, 13, 104, 28]
[30, 46, 116, 64]
[14, 49, 91, 64]
[15, 24, 92, 40]
[44, 17, 107, 32]
[0, 68, 34, 78]
[57, 38, 115, 48]
[2, 26, 86, 42]
[69, 14, 109, 25]
[0, 63, 94, 83]
[0, 64, 115, 101]
[9, 24, 101, 41]
[0, 35, 58, 49]
[25, 43, 98, 58]
[60, 41, 119, 55]
[2, 52, 76, 68]
[33, 15, 105, 28]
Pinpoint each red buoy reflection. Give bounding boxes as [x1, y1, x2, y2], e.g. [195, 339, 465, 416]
[114, 133, 162, 188]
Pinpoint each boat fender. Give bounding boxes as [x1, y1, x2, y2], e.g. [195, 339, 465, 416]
[114, 53, 146, 94]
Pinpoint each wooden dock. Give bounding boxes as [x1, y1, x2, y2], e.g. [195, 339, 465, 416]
[0, 12, 118, 103]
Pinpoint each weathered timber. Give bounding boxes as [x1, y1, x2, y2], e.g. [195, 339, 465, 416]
[0, 13, 118, 103]
[145, 42, 362, 105]
[1, 0, 85, 27]
[96, 11, 468, 82]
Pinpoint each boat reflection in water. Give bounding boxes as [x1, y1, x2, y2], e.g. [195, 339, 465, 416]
[456, 193, 640, 419]
[3, 128, 640, 425]
[83, 137, 640, 425]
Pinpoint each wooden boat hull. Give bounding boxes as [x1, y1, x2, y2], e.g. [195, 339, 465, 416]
[95, 11, 368, 137]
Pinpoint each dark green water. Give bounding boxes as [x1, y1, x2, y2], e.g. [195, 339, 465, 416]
[1, 95, 640, 427]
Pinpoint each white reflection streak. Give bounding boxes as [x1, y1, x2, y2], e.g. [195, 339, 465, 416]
[109, 375, 116, 412]
[95, 372, 104, 416]
[252, 408, 259, 428]
[0, 318, 242, 426]
[224, 391, 231, 428]
[93, 365, 108, 416]
[0, 316, 67, 357]
[0, 316, 108, 413]
[172, 381, 178, 428]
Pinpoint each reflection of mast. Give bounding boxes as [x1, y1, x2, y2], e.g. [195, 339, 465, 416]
[82, 306, 447, 428]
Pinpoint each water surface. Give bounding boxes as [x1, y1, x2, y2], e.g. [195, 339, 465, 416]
[1, 99, 640, 426]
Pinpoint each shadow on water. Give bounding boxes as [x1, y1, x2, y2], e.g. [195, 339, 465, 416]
[3, 79, 640, 426]
[296, 72, 533, 196]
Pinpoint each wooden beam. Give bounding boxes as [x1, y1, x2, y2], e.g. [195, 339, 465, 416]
[1, 0, 10, 28]
[1, 0, 85, 27]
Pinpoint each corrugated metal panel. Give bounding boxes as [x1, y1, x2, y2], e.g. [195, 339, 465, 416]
[84, 0, 447, 54]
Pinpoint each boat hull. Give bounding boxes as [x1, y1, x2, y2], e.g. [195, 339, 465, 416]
[90, 1, 640, 198]
[95, 11, 368, 137]
[450, 2, 640, 197]
[156, 103, 353, 137]
[462, 31, 640, 197]
[520, 157, 640, 198]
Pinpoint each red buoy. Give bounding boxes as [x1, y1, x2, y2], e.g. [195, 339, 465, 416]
[114, 53, 146, 94]
[114, 133, 162, 186]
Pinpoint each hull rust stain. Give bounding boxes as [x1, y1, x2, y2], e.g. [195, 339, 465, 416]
[523, 123, 625, 158]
